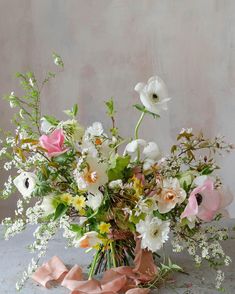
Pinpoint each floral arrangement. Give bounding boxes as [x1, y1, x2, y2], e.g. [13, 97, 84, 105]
[0, 54, 234, 293]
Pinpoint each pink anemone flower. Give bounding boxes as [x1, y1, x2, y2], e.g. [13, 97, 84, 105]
[181, 178, 221, 222]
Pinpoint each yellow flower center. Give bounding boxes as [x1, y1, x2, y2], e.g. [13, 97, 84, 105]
[84, 170, 98, 184]
[160, 189, 177, 203]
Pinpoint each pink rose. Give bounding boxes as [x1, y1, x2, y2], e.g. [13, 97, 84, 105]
[181, 178, 221, 222]
[39, 129, 68, 158]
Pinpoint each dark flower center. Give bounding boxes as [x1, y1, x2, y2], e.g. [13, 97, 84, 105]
[152, 93, 159, 102]
[25, 178, 30, 189]
[195, 193, 203, 206]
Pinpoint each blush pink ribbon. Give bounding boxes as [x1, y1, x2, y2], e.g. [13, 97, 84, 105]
[32, 240, 157, 294]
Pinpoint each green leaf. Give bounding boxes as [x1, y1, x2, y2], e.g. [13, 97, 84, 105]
[43, 115, 59, 126]
[54, 203, 68, 220]
[108, 155, 130, 181]
[64, 104, 79, 118]
[105, 98, 116, 117]
[201, 166, 213, 175]
[133, 104, 160, 119]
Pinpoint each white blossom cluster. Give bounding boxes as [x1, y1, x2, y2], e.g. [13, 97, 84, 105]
[2, 175, 13, 197]
[171, 224, 231, 288]
[3, 218, 25, 240]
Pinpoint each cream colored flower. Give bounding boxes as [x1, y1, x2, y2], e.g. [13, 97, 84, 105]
[75, 156, 108, 192]
[156, 178, 186, 213]
[135, 76, 171, 115]
[76, 231, 101, 249]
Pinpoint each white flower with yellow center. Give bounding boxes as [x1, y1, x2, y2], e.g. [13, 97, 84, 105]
[82, 122, 110, 158]
[135, 76, 171, 115]
[76, 231, 101, 249]
[75, 156, 108, 192]
[156, 178, 186, 213]
[136, 215, 170, 252]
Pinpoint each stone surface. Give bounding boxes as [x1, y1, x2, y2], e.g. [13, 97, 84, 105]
[0, 220, 235, 293]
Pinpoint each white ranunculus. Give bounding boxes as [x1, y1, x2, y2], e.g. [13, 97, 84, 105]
[86, 190, 103, 211]
[156, 178, 186, 213]
[13, 172, 36, 198]
[135, 76, 171, 115]
[136, 215, 170, 252]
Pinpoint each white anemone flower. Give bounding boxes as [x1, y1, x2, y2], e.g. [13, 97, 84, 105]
[13, 172, 36, 198]
[135, 76, 171, 115]
[136, 215, 170, 252]
[86, 190, 103, 211]
[76, 231, 101, 249]
[156, 178, 186, 213]
[75, 156, 108, 192]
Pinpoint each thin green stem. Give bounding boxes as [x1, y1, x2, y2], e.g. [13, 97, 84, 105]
[88, 250, 100, 279]
[134, 111, 145, 161]
[110, 241, 117, 268]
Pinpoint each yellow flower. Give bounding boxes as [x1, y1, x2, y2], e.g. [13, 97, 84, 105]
[73, 195, 86, 211]
[98, 222, 111, 234]
[133, 176, 143, 196]
[60, 193, 73, 205]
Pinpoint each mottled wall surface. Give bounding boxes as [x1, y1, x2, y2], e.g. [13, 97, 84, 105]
[0, 0, 235, 219]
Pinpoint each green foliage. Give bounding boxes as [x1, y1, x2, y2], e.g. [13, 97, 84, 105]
[42, 115, 59, 126]
[64, 104, 78, 118]
[133, 103, 160, 119]
[70, 224, 84, 237]
[105, 98, 116, 117]
[53, 203, 68, 220]
[108, 155, 130, 181]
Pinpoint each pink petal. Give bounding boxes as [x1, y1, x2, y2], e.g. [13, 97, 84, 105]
[181, 194, 198, 219]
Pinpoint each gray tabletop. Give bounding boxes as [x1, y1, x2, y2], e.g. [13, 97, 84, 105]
[0, 220, 235, 294]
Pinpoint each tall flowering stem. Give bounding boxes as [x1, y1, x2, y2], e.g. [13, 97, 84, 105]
[134, 111, 145, 161]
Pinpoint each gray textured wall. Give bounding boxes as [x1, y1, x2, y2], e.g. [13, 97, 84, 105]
[0, 0, 235, 219]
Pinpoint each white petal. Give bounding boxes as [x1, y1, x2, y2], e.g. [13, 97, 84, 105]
[134, 82, 146, 93]
[143, 142, 160, 160]
[86, 190, 103, 211]
[124, 139, 147, 154]
[193, 175, 208, 187]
